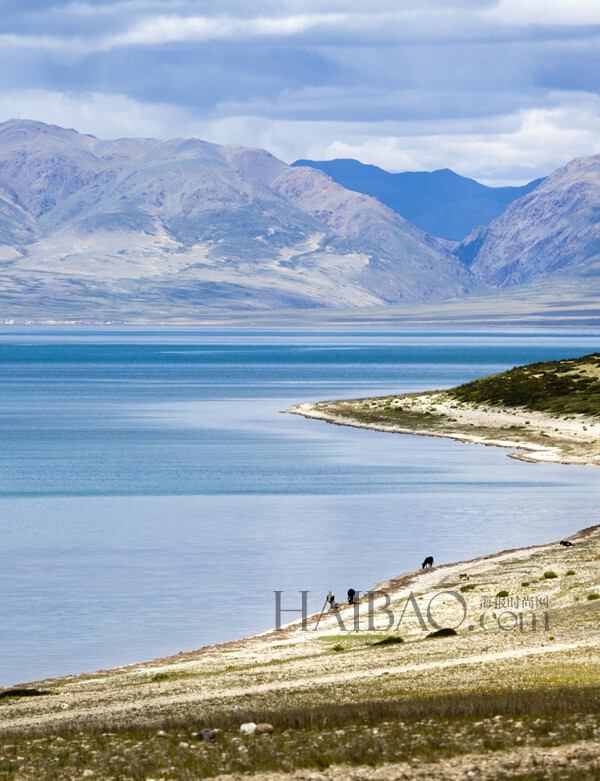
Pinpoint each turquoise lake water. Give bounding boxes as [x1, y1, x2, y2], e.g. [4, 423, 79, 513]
[1, 329, 600, 686]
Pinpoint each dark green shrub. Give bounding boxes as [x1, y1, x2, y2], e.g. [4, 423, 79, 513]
[426, 628, 457, 639]
[372, 636, 404, 646]
[0, 688, 49, 700]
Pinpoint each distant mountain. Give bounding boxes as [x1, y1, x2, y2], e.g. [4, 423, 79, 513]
[271, 166, 474, 303]
[0, 120, 483, 319]
[455, 154, 600, 287]
[292, 159, 545, 241]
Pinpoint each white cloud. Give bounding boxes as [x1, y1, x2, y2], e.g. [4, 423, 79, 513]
[0, 12, 373, 53]
[0, 33, 76, 52]
[0, 8, 495, 53]
[2, 88, 600, 187]
[308, 103, 600, 184]
[2, 2, 598, 59]
[0, 12, 393, 56]
[480, 0, 600, 26]
[65, 0, 188, 15]
[106, 13, 350, 46]
[193, 99, 600, 185]
[0, 89, 197, 140]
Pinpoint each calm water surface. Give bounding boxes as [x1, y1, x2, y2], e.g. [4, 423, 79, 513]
[1, 329, 599, 685]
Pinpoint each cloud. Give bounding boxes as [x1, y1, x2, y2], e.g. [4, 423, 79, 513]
[0, 11, 393, 52]
[302, 102, 600, 185]
[4, 87, 598, 185]
[196, 98, 600, 186]
[2, 5, 599, 58]
[106, 13, 352, 47]
[0, 1, 600, 186]
[480, 0, 600, 26]
[0, 89, 197, 140]
[1, 5, 579, 55]
[0, 33, 75, 52]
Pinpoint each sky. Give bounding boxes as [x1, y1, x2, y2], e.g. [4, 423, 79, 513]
[1, 0, 600, 184]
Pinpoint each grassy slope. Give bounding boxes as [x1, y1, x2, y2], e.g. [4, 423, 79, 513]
[290, 352, 600, 467]
[449, 353, 600, 416]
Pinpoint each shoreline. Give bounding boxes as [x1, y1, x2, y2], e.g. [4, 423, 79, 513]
[3, 391, 598, 694]
[3, 388, 600, 776]
[285, 392, 600, 468]
[5, 522, 597, 694]
[3, 390, 598, 695]
[3, 522, 600, 778]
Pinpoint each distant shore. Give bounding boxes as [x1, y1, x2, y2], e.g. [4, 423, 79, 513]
[285, 391, 600, 468]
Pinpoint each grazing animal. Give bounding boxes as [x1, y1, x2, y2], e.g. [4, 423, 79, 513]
[459, 573, 469, 581]
[327, 591, 335, 609]
[421, 556, 434, 569]
[560, 540, 574, 547]
[347, 588, 356, 605]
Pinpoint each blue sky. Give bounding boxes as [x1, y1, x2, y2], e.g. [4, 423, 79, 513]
[1, 0, 600, 184]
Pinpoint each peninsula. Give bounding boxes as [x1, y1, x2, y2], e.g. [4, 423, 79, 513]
[287, 352, 600, 468]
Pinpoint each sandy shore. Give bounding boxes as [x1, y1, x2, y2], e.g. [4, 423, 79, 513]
[285, 391, 600, 468]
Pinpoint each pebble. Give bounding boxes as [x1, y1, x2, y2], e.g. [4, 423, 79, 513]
[255, 722, 274, 734]
[82, 772, 94, 778]
[178, 741, 189, 748]
[156, 730, 168, 738]
[240, 722, 257, 735]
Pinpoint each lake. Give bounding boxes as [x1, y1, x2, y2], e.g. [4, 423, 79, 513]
[1, 328, 599, 686]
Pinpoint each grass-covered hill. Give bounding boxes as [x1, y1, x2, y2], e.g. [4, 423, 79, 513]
[449, 353, 600, 416]
[289, 351, 600, 468]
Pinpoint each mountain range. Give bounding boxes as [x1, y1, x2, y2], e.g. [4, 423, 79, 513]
[0, 120, 481, 318]
[0, 119, 598, 321]
[292, 159, 544, 241]
[455, 154, 600, 286]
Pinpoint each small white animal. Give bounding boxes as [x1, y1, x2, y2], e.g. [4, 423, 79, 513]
[458, 573, 470, 581]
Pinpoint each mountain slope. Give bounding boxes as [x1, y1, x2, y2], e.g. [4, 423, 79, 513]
[0, 120, 483, 318]
[292, 158, 544, 241]
[455, 154, 600, 287]
[272, 166, 475, 302]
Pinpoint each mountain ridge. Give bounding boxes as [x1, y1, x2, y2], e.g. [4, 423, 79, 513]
[455, 153, 600, 286]
[292, 158, 545, 241]
[0, 119, 483, 317]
